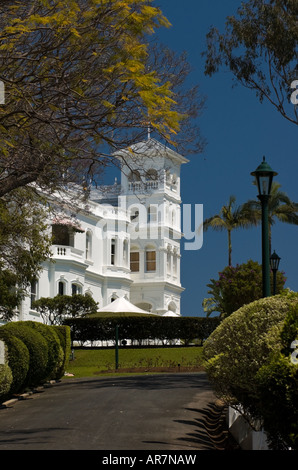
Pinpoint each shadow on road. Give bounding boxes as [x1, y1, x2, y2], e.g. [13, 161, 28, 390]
[175, 402, 241, 451]
[60, 371, 211, 391]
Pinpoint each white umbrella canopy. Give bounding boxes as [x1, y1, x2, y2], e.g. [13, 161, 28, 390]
[97, 296, 152, 315]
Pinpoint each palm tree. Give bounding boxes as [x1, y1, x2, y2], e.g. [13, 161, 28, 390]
[242, 182, 298, 254]
[204, 195, 258, 265]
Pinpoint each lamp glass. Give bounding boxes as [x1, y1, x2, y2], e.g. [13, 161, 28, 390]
[270, 251, 281, 271]
[258, 174, 273, 196]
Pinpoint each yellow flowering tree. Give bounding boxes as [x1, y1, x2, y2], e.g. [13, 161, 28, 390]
[0, 0, 204, 196]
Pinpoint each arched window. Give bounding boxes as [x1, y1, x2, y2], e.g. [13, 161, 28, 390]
[72, 283, 82, 295]
[58, 280, 66, 296]
[30, 280, 38, 309]
[86, 230, 92, 260]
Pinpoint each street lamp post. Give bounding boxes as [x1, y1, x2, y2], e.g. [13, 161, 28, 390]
[251, 157, 278, 297]
[270, 250, 281, 295]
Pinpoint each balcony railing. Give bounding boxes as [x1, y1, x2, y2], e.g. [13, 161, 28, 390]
[52, 245, 85, 262]
[128, 181, 159, 192]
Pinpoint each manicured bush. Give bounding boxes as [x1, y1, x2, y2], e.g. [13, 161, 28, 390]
[2, 322, 49, 388]
[24, 321, 63, 381]
[52, 325, 71, 378]
[0, 341, 13, 401]
[0, 363, 13, 401]
[0, 328, 29, 395]
[64, 316, 220, 346]
[203, 291, 298, 449]
[254, 303, 298, 450]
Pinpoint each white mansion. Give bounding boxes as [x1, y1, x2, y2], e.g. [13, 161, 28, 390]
[19, 138, 188, 321]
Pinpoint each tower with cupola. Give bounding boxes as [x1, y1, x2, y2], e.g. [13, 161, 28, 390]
[117, 137, 188, 315]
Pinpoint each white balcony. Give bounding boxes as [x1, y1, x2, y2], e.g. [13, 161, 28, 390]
[52, 245, 85, 263]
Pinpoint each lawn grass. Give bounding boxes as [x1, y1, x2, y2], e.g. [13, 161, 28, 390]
[64, 346, 205, 379]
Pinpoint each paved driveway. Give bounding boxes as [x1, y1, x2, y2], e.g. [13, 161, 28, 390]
[0, 372, 217, 451]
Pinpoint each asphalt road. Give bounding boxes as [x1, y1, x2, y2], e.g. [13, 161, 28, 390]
[0, 372, 217, 451]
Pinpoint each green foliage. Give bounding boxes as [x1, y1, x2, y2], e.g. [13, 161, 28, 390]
[24, 321, 64, 381]
[203, 195, 259, 265]
[0, 341, 13, 400]
[256, 353, 298, 449]
[203, 292, 298, 449]
[0, 0, 204, 198]
[0, 321, 72, 402]
[52, 325, 72, 379]
[0, 328, 29, 395]
[0, 363, 13, 400]
[203, 260, 286, 318]
[0, 188, 52, 321]
[253, 303, 298, 449]
[2, 322, 49, 388]
[0, 270, 25, 321]
[33, 294, 98, 325]
[64, 315, 220, 346]
[203, 0, 298, 126]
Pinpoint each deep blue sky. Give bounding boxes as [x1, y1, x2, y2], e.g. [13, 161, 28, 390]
[156, 1, 297, 316]
[107, 1, 297, 316]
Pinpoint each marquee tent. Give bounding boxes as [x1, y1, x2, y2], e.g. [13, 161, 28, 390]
[96, 296, 153, 315]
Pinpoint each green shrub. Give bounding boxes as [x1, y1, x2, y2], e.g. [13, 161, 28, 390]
[52, 325, 71, 378]
[24, 321, 63, 381]
[64, 316, 220, 346]
[254, 303, 298, 449]
[0, 340, 13, 401]
[2, 322, 49, 388]
[203, 292, 298, 406]
[0, 363, 13, 401]
[203, 291, 298, 449]
[0, 328, 29, 395]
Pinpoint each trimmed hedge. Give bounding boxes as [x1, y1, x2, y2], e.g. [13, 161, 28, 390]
[203, 291, 298, 450]
[2, 322, 49, 388]
[0, 341, 13, 399]
[0, 328, 29, 394]
[25, 321, 64, 381]
[64, 315, 220, 345]
[0, 321, 71, 403]
[52, 324, 71, 379]
[0, 363, 13, 399]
